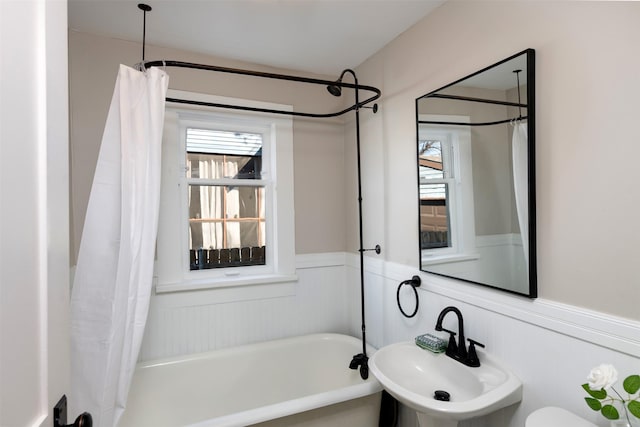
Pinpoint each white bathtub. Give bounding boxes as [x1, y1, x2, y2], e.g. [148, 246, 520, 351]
[119, 333, 383, 427]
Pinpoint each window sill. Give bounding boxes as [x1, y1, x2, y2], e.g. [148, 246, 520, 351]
[421, 253, 480, 266]
[155, 273, 299, 294]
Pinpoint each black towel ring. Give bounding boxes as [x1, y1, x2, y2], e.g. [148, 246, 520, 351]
[396, 276, 422, 318]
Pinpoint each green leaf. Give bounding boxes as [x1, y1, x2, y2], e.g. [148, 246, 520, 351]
[582, 383, 608, 399]
[623, 375, 640, 394]
[601, 404, 620, 420]
[628, 400, 640, 418]
[585, 397, 602, 411]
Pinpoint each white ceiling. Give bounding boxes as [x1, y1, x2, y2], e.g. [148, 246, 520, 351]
[68, 0, 444, 76]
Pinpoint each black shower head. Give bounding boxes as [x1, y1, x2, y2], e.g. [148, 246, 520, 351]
[326, 81, 342, 97]
[327, 69, 355, 97]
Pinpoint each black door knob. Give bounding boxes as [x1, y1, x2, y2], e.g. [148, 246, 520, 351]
[68, 412, 92, 427]
[53, 395, 92, 427]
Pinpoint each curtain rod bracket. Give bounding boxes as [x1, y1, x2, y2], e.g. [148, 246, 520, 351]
[362, 104, 378, 114]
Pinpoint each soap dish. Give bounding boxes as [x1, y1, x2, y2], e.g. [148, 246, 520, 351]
[415, 333, 447, 353]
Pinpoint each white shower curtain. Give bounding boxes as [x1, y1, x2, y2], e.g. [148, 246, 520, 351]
[512, 122, 529, 270]
[70, 64, 168, 427]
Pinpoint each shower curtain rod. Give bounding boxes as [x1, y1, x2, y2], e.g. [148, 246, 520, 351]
[140, 60, 381, 118]
[426, 93, 527, 108]
[419, 116, 528, 127]
[419, 92, 528, 126]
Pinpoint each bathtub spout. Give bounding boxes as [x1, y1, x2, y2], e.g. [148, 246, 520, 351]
[349, 353, 369, 379]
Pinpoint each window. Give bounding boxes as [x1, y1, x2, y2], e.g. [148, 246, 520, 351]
[418, 137, 453, 249]
[156, 90, 296, 292]
[418, 115, 476, 263]
[186, 129, 266, 270]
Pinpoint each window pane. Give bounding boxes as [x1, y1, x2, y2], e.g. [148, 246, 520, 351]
[187, 153, 262, 180]
[188, 184, 265, 269]
[419, 139, 444, 179]
[186, 128, 262, 179]
[420, 183, 451, 249]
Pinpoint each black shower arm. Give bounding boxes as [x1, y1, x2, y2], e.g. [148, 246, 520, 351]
[140, 60, 381, 119]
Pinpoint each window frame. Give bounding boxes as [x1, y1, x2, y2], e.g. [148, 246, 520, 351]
[156, 90, 296, 292]
[418, 131, 457, 253]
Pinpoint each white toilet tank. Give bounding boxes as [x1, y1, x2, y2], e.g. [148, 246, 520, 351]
[526, 407, 598, 427]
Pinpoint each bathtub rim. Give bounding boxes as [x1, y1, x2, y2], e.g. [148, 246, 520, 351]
[135, 333, 378, 369]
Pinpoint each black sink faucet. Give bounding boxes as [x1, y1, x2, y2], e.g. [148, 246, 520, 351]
[435, 306, 484, 367]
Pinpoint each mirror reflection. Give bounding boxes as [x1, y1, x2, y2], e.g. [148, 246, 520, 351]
[416, 49, 536, 297]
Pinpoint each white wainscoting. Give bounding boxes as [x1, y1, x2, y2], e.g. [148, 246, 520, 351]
[419, 234, 526, 294]
[139, 252, 639, 427]
[475, 234, 527, 293]
[138, 252, 350, 361]
[345, 254, 640, 427]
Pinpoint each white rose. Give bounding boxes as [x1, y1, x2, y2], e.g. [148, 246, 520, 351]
[587, 364, 619, 390]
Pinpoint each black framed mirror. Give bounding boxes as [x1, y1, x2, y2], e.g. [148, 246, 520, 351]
[416, 49, 536, 298]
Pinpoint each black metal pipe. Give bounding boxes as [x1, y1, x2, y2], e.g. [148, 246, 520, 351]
[142, 9, 146, 61]
[137, 4, 152, 61]
[425, 93, 527, 108]
[143, 60, 368, 91]
[143, 60, 381, 118]
[419, 116, 528, 127]
[165, 95, 365, 119]
[352, 69, 367, 361]
[335, 69, 371, 381]
[514, 69, 523, 118]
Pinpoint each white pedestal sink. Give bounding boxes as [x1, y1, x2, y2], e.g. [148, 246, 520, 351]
[369, 341, 522, 427]
[416, 413, 459, 427]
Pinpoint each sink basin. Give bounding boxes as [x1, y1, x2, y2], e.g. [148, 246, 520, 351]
[369, 341, 522, 426]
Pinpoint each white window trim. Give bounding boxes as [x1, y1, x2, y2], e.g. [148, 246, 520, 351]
[419, 114, 477, 265]
[156, 90, 296, 293]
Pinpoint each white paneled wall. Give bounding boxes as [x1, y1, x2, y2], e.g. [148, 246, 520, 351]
[139, 253, 351, 361]
[139, 252, 640, 427]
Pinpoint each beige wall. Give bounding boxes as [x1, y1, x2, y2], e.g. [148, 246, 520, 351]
[68, 31, 348, 262]
[353, 1, 640, 320]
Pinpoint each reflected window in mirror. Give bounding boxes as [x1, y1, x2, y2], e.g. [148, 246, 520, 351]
[419, 117, 477, 265]
[418, 138, 450, 249]
[415, 49, 536, 298]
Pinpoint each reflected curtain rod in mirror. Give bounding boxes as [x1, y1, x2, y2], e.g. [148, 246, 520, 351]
[415, 48, 536, 298]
